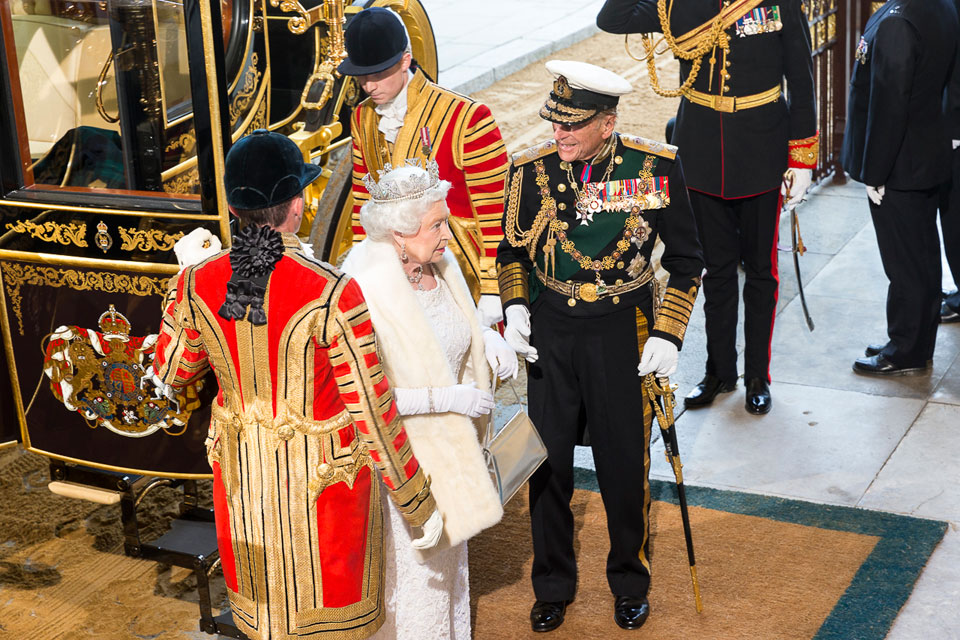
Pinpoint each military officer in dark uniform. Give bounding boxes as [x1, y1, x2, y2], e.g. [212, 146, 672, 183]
[497, 60, 703, 632]
[939, 0, 960, 323]
[597, 0, 818, 414]
[842, 0, 959, 374]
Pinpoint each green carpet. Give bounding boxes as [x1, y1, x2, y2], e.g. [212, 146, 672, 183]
[585, 467, 948, 639]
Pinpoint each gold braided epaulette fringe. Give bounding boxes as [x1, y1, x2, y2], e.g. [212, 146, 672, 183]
[511, 140, 558, 166]
[619, 134, 678, 160]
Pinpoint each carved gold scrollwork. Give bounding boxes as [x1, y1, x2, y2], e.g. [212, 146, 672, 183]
[0, 263, 167, 335]
[118, 228, 186, 252]
[4, 220, 88, 248]
[165, 132, 197, 155]
[163, 167, 201, 195]
[270, 0, 312, 34]
[230, 53, 263, 126]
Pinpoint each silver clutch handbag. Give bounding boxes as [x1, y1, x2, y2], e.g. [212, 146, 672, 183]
[482, 380, 548, 505]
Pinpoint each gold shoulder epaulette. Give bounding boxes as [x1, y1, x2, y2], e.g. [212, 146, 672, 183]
[619, 134, 678, 160]
[511, 140, 558, 166]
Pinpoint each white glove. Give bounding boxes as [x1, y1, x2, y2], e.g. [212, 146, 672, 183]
[174, 228, 221, 271]
[953, 139, 960, 150]
[411, 509, 443, 550]
[781, 168, 812, 208]
[503, 305, 538, 363]
[637, 336, 679, 377]
[435, 383, 495, 417]
[866, 185, 885, 206]
[477, 294, 504, 327]
[392, 384, 495, 417]
[483, 328, 519, 380]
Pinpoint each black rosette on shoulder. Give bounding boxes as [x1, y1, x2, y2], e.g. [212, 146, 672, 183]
[218, 225, 285, 325]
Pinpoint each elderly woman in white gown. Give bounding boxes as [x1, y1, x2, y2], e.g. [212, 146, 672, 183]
[341, 161, 516, 640]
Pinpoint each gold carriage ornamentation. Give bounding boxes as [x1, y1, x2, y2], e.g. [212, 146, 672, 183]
[42, 304, 203, 437]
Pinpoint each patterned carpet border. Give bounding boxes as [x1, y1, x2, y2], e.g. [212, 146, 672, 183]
[572, 467, 948, 640]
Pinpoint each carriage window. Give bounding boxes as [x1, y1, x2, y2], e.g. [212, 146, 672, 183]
[6, 0, 206, 196]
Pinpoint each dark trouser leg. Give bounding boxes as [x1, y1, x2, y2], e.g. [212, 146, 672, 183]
[739, 189, 782, 382]
[939, 149, 960, 307]
[580, 304, 653, 597]
[689, 190, 740, 384]
[870, 187, 942, 366]
[528, 304, 582, 602]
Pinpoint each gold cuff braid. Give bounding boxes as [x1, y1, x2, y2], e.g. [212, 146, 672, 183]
[498, 262, 529, 307]
[788, 133, 820, 169]
[653, 285, 698, 342]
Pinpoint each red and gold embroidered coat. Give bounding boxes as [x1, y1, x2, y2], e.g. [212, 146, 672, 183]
[155, 234, 435, 640]
[348, 69, 509, 298]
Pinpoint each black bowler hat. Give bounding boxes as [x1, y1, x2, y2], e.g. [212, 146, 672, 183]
[338, 7, 408, 76]
[224, 129, 322, 210]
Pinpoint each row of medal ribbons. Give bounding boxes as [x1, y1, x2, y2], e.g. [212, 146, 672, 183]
[735, 6, 783, 37]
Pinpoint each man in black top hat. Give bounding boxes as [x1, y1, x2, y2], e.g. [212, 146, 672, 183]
[597, 0, 818, 415]
[336, 7, 510, 325]
[498, 60, 703, 633]
[842, 0, 960, 375]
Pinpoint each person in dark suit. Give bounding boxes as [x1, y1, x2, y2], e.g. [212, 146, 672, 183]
[939, 0, 960, 323]
[497, 61, 703, 632]
[842, 0, 959, 375]
[597, 0, 818, 415]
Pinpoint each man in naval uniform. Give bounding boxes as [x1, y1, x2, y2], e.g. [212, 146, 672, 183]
[842, 0, 959, 374]
[597, 0, 818, 414]
[497, 61, 703, 632]
[338, 7, 510, 325]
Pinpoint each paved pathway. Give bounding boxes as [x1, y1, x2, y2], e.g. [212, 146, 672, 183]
[429, 3, 960, 637]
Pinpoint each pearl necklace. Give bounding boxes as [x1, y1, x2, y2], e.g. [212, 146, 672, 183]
[407, 265, 425, 290]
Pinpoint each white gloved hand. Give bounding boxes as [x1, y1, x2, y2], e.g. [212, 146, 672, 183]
[953, 139, 960, 150]
[483, 328, 519, 380]
[433, 383, 495, 418]
[411, 509, 443, 550]
[637, 336, 679, 377]
[866, 185, 885, 206]
[503, 305, 538, 363]
[477, 295, 504, 327]
[174, 228, 221, 271]
[781, 168, 812, 208]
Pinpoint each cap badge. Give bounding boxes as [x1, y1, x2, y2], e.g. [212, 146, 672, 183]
[554, 75, 574, 99]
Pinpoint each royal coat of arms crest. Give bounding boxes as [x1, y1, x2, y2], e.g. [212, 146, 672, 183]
[42, 305, 203, 437]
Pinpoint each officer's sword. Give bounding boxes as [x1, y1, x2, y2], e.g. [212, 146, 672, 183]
[643, 374, 703, 613]
[783, 171, 815, 331]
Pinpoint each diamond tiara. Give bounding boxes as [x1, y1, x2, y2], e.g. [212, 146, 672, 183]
[362, 159, 441, 203]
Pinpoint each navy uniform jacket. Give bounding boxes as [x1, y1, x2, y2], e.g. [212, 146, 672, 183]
[842, 0, 958, 191]
[597, 0, 817, 198]
[496, 134, 704, 348]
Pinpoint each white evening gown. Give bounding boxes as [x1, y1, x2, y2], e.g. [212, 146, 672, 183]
[370, 275, 473, 640]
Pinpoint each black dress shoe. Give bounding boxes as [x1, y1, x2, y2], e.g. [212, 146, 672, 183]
[530, 600, 569, 632]
[942, 300, 960, 323]
[684, 375, 736, 408]
[864, 343, 887, 357]
[744, 378, 772, 415]
[614, 595, 650, 630]
[853, 355, 929, 376]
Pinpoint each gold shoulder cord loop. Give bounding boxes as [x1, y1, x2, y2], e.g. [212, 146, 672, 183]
[625, 0, 730, 98]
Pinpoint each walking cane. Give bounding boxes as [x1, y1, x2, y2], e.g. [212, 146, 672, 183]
[643, 374, 703, 613]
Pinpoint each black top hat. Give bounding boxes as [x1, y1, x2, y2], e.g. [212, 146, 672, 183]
[338, 7, 408, 76]
[225, 130, 322, 210]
